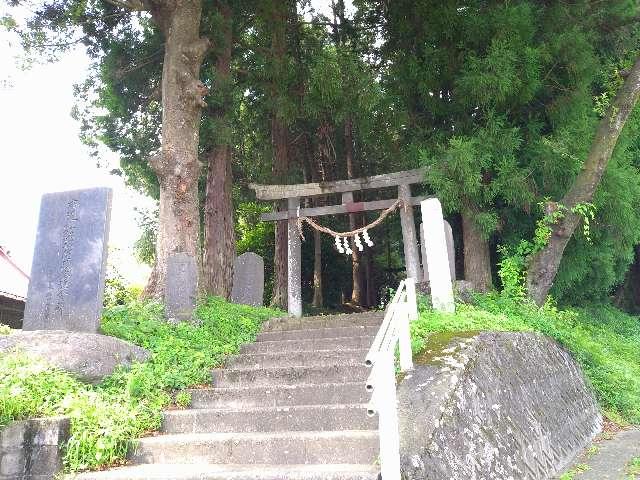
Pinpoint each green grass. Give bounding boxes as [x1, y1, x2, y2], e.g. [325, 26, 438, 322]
[0, 297, 280, 472]
[627, 457, 640, 478]
[559, 463, 590, 480]
[411, 293, 640, 424]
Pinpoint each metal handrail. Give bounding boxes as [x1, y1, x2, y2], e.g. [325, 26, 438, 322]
[365, 277, 418, 480]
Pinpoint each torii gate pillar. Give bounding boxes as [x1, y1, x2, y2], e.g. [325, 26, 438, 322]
[287, 197, 302, 318]
[398, 184, 422, 281]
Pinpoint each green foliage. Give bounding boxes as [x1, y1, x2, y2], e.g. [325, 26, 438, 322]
[104, 274, 141, 308]
[412, 295, 640, 424]
[0, 297, 281, 472]
[101, 298, 280, 390]
[175, 390, 192, 409]
[559, 463, 591, 480]
[385, 0, 640, 303]
[627, 457, 640, 477]
[497, 202, 566, 297]
[0, 324, 10, 335]
[133, 207, 158, 266]
[0, 351, 155, 470]
[497, 200, 598, 299]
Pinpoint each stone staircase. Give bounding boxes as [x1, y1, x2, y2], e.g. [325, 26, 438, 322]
[76, 311, 383, 480]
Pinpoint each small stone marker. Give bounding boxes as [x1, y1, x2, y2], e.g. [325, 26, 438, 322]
[421, 219, 455, 283]
[420, 199, 455, 313]
[23, 188, 112, 332]
[165, 252, 198, 322]
[231, 253, 265, 307]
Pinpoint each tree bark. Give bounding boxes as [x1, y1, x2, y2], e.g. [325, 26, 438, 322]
[270, 119, 290, 309]
[526, 57, 640, 305]
[143, 0, 209, 300]
[462, 207, 492, 292]
[310, 121, 334, 308]
[203, 2, 235, 299]
[345, 116, 365, 306]
[268, 1, 293, 309]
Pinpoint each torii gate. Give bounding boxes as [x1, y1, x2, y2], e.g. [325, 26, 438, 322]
[250, 168, 454, 317]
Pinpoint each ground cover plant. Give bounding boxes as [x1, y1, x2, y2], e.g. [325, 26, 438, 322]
[0, 297, 280, 472]
[411, 294, 640, 424]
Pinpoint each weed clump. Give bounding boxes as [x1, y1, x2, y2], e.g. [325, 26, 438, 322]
[0, 297, 280, 472]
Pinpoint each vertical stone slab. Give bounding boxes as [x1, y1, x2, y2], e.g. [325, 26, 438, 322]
[398, 184, 422, 281]
[231, 252, 265, 307]
[165, 253, 197, 322]
[421, 220, 455, 283]
[420, 199, 455, 312]
[287, 197, 302, 318]
[23, 188, 112, 332]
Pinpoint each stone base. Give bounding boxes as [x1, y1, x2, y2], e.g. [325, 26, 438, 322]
[398, 331, 602, 480]
[1, 417, 70, 480]
[0, 330, 150, 384]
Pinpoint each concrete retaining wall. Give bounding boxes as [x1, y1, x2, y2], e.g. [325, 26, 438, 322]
[398, 331, 602, 480]
[0, 417, 70, 480]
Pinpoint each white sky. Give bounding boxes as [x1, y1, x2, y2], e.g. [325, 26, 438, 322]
[0, 1, 343, 287]
[0, 29, 154, 285]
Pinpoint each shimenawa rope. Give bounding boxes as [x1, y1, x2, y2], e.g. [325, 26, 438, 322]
[296, 199, 403, 241]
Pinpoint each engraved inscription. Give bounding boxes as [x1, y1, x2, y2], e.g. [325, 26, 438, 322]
[42, 199, 80, 323]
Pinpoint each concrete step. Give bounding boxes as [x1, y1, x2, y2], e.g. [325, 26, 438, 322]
[162, 404, 376, 434]
[212, 364, 370, 387]
[70, 463, 380, 479]
[241, 336, 375, 354]
[129, 430, 379, 465]
[262, 313, 384, 332]
[225, 349, 369, 369]
[256, 326, 378, 343]
[188, 382, 369, 409]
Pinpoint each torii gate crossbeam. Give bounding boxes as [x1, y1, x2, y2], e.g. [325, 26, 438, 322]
[250, 168, 427, 317]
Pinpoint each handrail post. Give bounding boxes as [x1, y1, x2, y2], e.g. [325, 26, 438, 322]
[398, 303, 413, 372]
[378, 351, 401, 480]
[405, 277, 418, 321]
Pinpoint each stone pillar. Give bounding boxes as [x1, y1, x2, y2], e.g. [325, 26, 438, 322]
[420, 199, 455, 313]
[398, 184, 422, 281]
[287, 197, 302, 318]
[421, 220, 455, 283]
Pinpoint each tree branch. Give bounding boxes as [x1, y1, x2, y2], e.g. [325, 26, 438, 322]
[102, 0, 148, 12]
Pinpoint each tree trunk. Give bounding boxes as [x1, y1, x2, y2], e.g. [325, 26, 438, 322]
[270, 120, 289, 309]
[144, 0, 209, 299]
[364, 247, 375, 308]
[203, 2, 234, 299]
[614, 245, 640, 313]
[344, 116, 365, 306]
[312, 229, 323, 307]
[268, 1, 293, 310]
[527, 57, 640, 305]
[203, 144, 235, 298]
[462, 207, 492, 292]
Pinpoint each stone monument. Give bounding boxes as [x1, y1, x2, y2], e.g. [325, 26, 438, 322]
[421, 219, 455, 283]
[23, 187, 112, 332]
[165, 252, 198, 322]
[231, 252, 265, 307]
[420, 198, 455, 312]
[7, 187, 151, 384]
